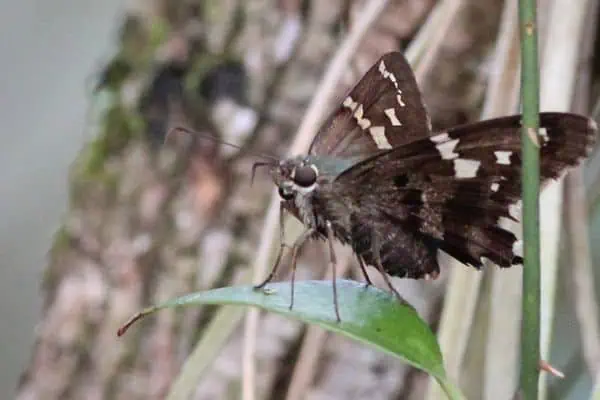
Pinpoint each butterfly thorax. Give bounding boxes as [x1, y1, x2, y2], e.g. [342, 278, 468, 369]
[272, 155, 357, 233]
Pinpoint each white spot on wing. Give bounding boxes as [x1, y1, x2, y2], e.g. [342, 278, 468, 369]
[358, 117, 371, 129]
[378, 60, 406, 107]
[497, 216, 514, 228]
[396, 94, 406, 107]
[379, 60, 395, 80]
[509, 200, 522, 219]
[513, 240, 523, 260]
[354, 103, 364, 119]
[494, 151, 512, 165]
[491, 182, 500, 192]
[384, 108, 402, 126]
[436, 139, 459, 160]
[430, 132, 449, 143]
[453, 159, 481, 178]
[343, 96, 355, 109]
[353, 104, 372, 129]
[369, 126, 392, 149]
[539, 127, 549, 144]
[344, 97, 374, 130]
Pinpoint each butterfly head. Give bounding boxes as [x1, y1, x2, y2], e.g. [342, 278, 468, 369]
[270, 157, 319, 201]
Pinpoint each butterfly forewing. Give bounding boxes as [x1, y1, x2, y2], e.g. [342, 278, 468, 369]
[309, 52, 431, 159]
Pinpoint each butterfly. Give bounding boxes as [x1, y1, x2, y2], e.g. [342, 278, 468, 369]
[248, 51, 597, 321]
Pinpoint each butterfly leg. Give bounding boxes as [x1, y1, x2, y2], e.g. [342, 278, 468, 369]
[357, 256, 373, 288]
[325, 221, 342, 322]
[371, 233, 405, 303]
[288, 227, 316, 311]
[254, 202, 290, 290]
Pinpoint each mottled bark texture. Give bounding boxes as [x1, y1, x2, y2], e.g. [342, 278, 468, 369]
[17, 1, 503, 399]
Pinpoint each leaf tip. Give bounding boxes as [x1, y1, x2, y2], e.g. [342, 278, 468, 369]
[117, 312, 144, 337]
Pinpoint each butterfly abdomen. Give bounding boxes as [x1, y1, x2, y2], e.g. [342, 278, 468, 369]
[345, 211, 440, 279]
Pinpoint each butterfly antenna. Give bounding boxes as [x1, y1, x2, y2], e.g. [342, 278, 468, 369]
[165, 126, 279, 162]
[251, 161, 275, 186]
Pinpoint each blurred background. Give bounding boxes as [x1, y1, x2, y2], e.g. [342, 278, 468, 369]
[3, 0, 600, 399]
[0, 0, 125, 396]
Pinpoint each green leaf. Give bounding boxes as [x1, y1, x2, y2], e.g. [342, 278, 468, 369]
[118, 279, 464, 399]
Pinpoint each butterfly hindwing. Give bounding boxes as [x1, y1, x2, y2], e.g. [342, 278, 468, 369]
[329, 112, 597, 277]
[309, 52, 431, 159]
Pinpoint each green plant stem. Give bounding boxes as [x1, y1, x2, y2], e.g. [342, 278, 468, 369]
[518, 0, 541, 398]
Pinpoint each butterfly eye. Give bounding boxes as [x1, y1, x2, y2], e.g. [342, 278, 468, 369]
[293, 165, 317, 187]
[278, 186, 294, 200]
